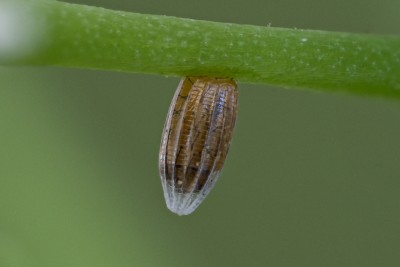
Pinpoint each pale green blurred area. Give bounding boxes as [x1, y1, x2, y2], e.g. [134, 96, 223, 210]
[1, 0, 400, 266]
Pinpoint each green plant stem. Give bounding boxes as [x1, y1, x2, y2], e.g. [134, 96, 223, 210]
[1, 0, 400, 98]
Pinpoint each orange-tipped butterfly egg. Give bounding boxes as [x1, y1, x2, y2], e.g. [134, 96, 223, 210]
[159, 77, 238, 215]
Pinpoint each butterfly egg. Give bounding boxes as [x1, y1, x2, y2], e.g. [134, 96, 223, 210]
[159, 77, 238, 215]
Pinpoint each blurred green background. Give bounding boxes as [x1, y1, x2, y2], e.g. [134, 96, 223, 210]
[1, 0, 400, 266]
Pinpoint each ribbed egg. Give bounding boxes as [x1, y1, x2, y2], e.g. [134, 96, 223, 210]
[159, 77, 238, 215]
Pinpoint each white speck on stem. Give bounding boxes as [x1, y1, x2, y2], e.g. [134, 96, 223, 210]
[0, 1, 46, 62]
